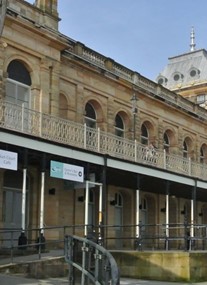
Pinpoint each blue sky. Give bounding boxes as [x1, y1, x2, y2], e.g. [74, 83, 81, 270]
[26, 1, 207, 81]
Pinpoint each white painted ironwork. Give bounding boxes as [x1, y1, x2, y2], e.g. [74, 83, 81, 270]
[1, 100, 207, 181]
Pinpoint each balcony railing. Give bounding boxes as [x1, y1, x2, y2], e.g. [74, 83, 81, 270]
[0, 100, 207, 180]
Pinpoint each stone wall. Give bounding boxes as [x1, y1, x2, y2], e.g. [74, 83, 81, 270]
[111, 251, 207, 282]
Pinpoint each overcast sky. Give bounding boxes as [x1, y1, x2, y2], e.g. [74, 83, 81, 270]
[26, 1, 207, 81]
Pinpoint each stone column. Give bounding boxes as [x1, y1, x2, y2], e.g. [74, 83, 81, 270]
[50, 61, 60, 116]
[40, 58, 50, 114]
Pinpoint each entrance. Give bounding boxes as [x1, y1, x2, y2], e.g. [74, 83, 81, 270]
[84, 181, 103, 243]
[114, 193, 123, 249]
[3, 170, 29, 247]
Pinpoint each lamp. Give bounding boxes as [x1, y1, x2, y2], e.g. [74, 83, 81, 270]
[131, 93, 138, 140]
[181, 206, 186, 215]
[110, 200, 116, 206]
[199, 211, 203, 217]
[78, 196, 85, 202]
[48, 188, 55, 195]
[160, 202, 166, 213]
[160, 207, 166, 213]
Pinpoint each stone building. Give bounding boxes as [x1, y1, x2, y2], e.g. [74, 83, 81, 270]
[157, 27, 207, 107]
[1, 0, 207, 252]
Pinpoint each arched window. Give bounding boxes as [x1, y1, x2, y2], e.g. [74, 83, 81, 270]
[140, 198, 147, 210]
[163, 132, 170, 152]
[85, 102, 96, 128]
[141, 124, 148, 145]
[114, 192, 123, 207]
[183, 140, 188, 158]
[115, 114, 124, 137]
[6, 60, 31, 108]
[200, 146, 205, 164]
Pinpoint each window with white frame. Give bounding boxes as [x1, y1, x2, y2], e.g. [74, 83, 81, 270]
[85, 102, 96, 128]
[141, 124, 148, 145]
[115, 114, 124, 137]
[163, 132, 170, 153]
[183, 140, 188, 158]
[6, 60, 31, 108]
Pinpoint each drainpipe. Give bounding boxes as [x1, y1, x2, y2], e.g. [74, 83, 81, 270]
[135, 174, 141, 250]
[98, 183, 103, 245]
[40, 154, 46, 234]
[165, 181, 170, 250]
[21, 149, 28, 232]
[18, 149, 28, 249]
[102, 155, 107, 247]
[190, 180, 197, 249]
[84, 180, 89, 237]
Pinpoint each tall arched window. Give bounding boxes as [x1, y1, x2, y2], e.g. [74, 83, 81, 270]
[114, 192, 123, 207]
[6, 60, 31, 108]
[141, 124, 148, 145]
[115, 114, 124, 137]
[200, 146, 205, 164]
[85, 102, 96, 128]
[163, 132, 170, 153]
[183, 140, 188, 158]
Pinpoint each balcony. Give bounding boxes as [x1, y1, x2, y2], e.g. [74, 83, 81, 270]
[0, 100, 207, 180]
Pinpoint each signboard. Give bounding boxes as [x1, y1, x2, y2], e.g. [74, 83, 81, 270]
[64, 173, 95, 190]
[0, 149, 18, 170]
[50, 160, 84, 182]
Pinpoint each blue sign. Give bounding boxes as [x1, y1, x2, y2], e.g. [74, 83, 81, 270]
[50, 161, 84, 182]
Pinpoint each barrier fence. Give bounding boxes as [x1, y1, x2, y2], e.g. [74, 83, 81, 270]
[1, 222, 207, 262]
[65, 235, 120, 285]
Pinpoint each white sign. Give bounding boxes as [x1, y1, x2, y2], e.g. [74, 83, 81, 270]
[50, 160, 84, 182]
[0, 149, 18, 170]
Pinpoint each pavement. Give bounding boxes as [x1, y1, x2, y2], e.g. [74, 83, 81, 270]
[1, 250, 207, 285]
[1, 274, 207, 285]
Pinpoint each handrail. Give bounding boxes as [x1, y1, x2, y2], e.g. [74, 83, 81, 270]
[64, 235, 120, 285]
[0, 100, 207, 180]
[1, 223, 207, 265]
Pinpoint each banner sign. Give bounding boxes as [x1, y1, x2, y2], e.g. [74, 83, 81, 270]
[0, 149, 18, 170]
[50, 160, 84, 182]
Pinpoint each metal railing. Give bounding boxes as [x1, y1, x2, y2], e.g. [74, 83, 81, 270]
[1, 223, 207, 256]
[1, 100, 207, 180]
[65, 235, 120, 285]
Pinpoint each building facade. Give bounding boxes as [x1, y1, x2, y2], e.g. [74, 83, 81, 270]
[1, 0, 207, 250]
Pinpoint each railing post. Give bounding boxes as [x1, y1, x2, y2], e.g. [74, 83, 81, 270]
[163, 149, 166, 169]
[134, 140, 137, 162]
[98, 127, 100, 152]
[66, 235, 75, 285]
[21, 103, 24, 132]
[189, 157, 191, 175]
[84, 123, 87, 149]
[39, 112, 42, 137]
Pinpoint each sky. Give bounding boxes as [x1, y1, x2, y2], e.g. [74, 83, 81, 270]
[26, 1, 207, 81]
